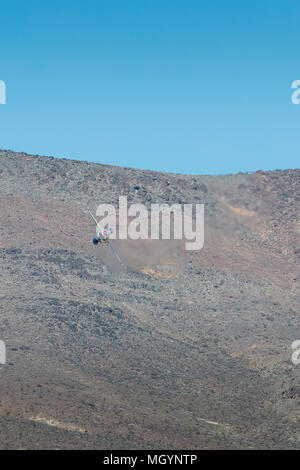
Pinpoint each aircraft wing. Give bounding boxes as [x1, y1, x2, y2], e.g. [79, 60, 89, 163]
[88, 207, 99, 226]
[88, 207, 105, 240]
[108, 240, 124, 266]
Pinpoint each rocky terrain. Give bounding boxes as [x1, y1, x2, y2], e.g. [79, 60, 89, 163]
[0, 149, 299, 449]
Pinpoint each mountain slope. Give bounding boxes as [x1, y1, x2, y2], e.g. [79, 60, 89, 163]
[0, 150, 299, 449]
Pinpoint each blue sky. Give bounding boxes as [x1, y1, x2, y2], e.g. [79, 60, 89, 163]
[0, 0, 299, 174]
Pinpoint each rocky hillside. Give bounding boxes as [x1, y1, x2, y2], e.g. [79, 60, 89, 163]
[0, 149, 299, 449]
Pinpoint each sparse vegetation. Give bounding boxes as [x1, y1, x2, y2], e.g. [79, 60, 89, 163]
[0, 150, 299, 449]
